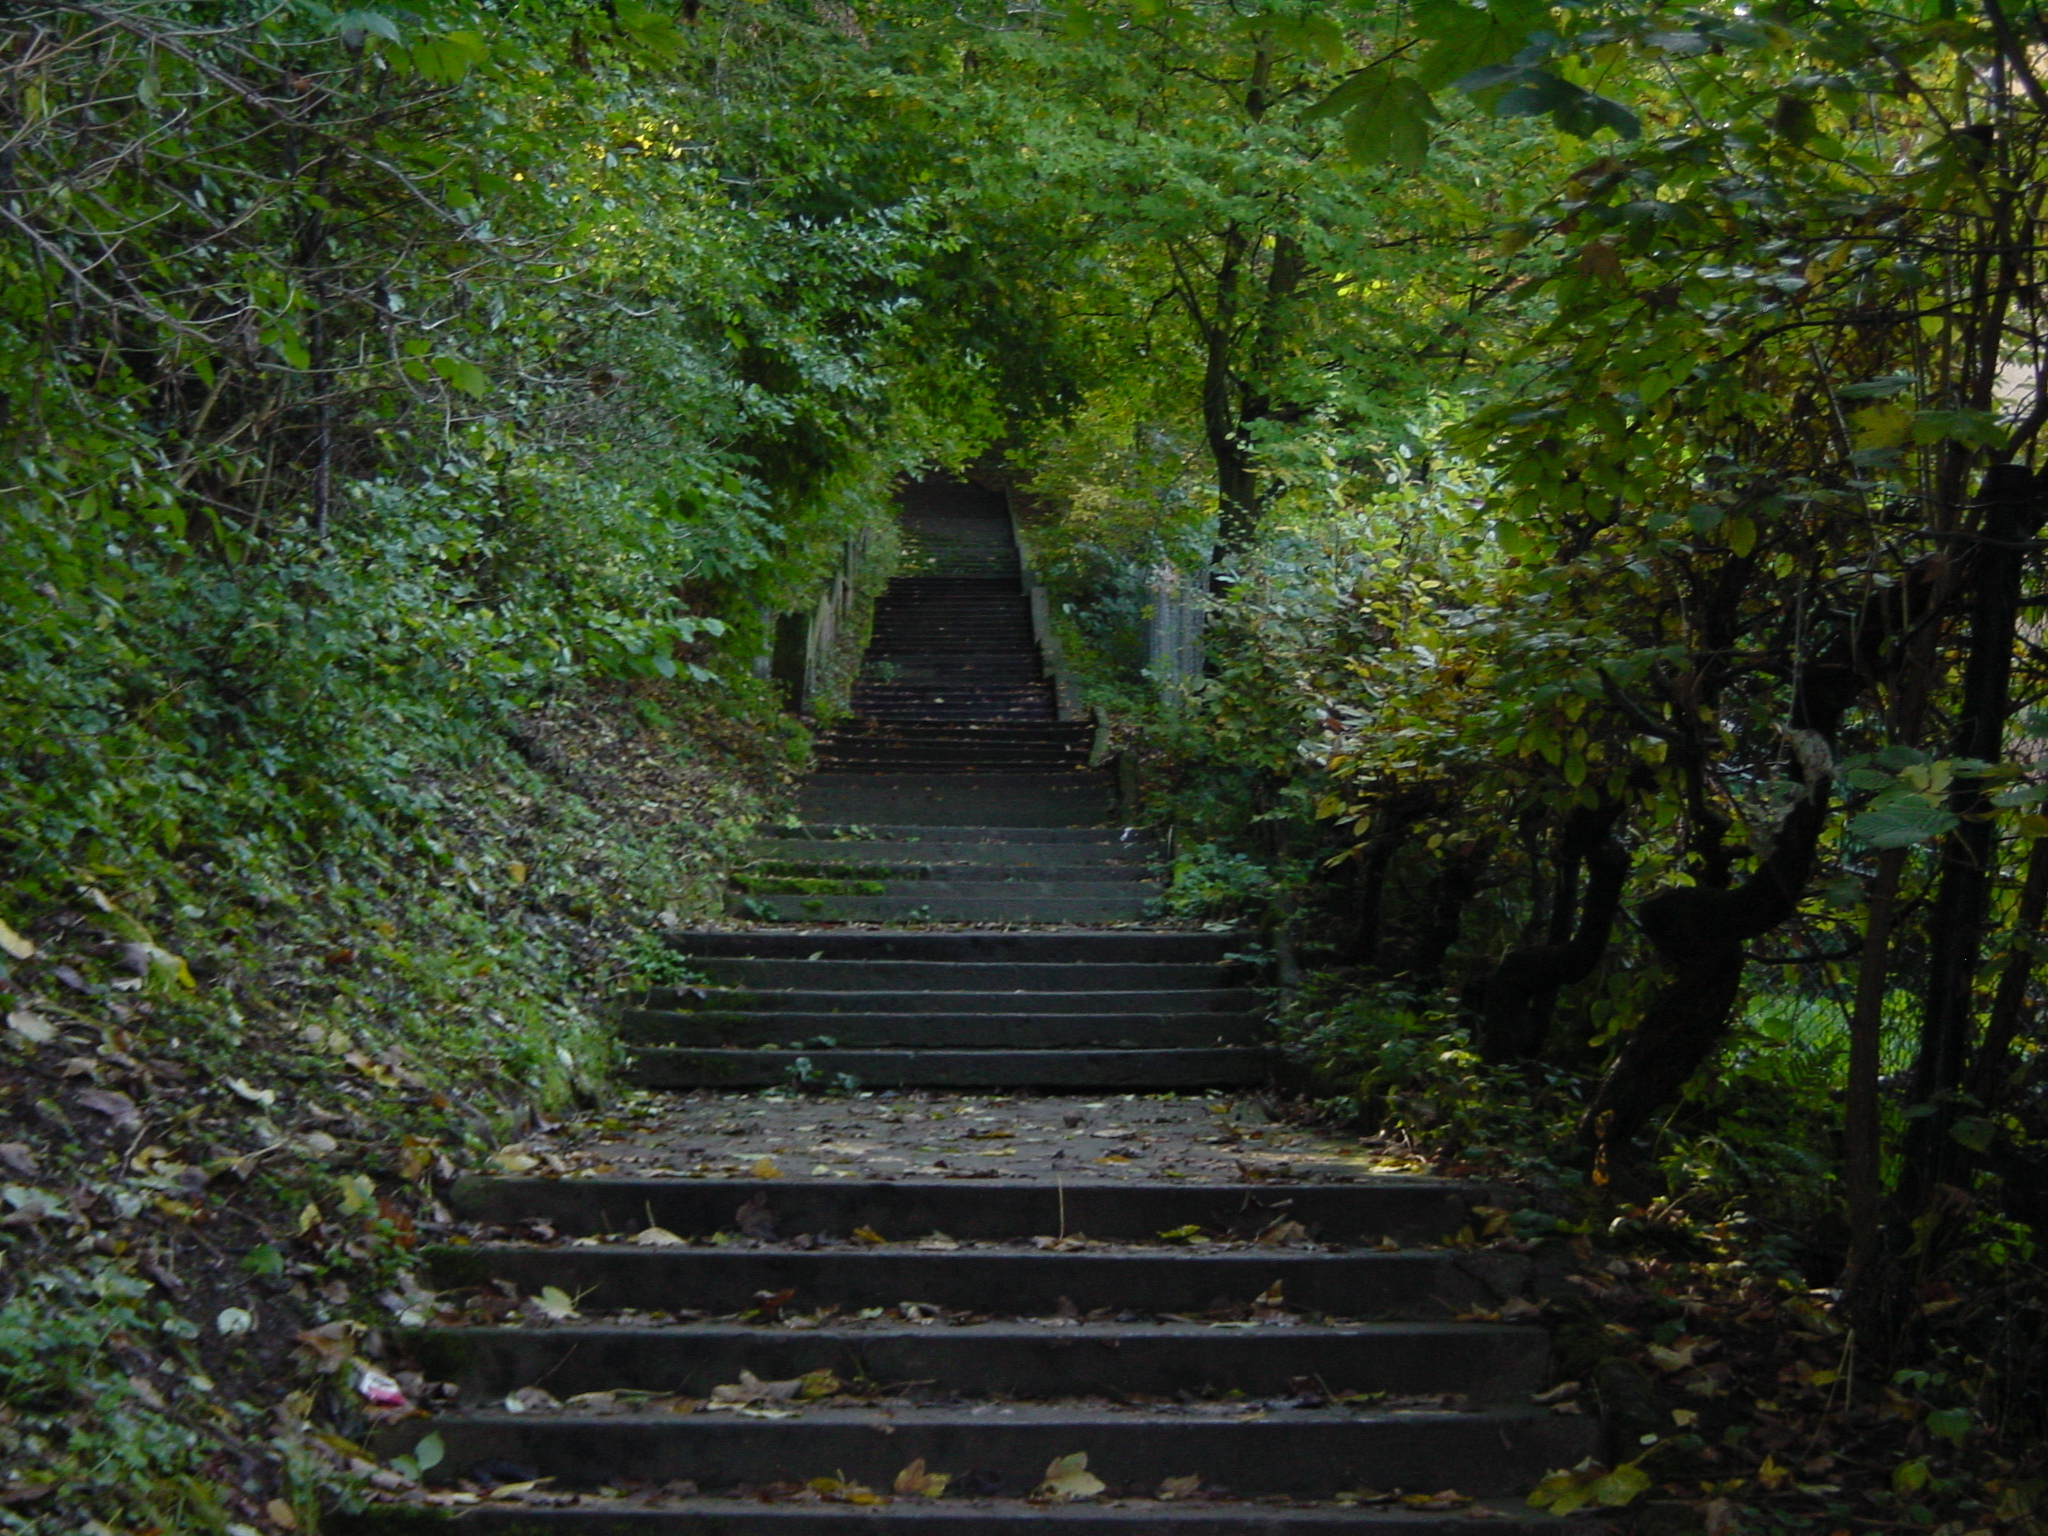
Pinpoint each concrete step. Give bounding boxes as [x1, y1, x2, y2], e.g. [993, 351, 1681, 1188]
[422, 1241, 1533, 1321]
[443, 1176, 1488, 1245]
[735, 879, 1159, 900]
[637, 987, 1252, 1015]
[378, 1405, 1590, 1501]
[626, 1045, 1274, 1089]
[747, 841, 1153, 867]
[332, 1498, 1588, 1534]
[408, 1318, 1548, 1407]
[749, 828, 1156, 849]
[798, 775, 1114, 829]
[737, 863, 1157, 884]
[667, 961, 1249, 991]
[729, 895, 1158, 923]
[661, 930, 1230, 960]
[619, 1010, 1263, 1049]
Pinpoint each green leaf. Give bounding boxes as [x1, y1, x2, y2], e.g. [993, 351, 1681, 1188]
[413, 1431, 445, 1472]
[335, 9, 402, 43]
[1948, 1117, 1996, 1153]
[1412, 0, 1551, 92]
[1489, 70, 1641, 140]
[411, 33, 489, 85]
[1309, 66, 1440, 168]
[1925, 1407, 1972, 1445]
[431, 355, 489, 397]
[1850, 801, 1958, 848]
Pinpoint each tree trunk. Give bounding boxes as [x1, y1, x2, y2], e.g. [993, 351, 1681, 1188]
[1841, 846, 1905, 1289]
[1899, 463, 2045, 1206]
[1474, 805, 1631, 1062]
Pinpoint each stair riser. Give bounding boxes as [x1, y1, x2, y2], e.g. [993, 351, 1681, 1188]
[731, 900, 1156, 923]
[330, 1504, 1594, 1535]
[627, 1046, 1271, 1089]
[619, 1011, 1264, 1049]
[383, 1412, 1591, 1500]
[745, 846, 1152, 868]
[407, 1323, 1550, 1405]
[419, 1248, 1527, 1320]
[443, 1178, 1487, 1245]
[636, 988, 1253, 1015]
[669, 960, 1248, 989]
[739, 867, 1157, 884]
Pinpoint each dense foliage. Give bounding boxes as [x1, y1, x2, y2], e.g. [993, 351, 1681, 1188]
[8, 0, 2048, 1529]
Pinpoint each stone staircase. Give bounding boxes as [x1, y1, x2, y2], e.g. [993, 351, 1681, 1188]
[354, 479, 1594, 1532]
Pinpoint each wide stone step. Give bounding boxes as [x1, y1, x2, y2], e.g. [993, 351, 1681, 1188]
[379, 1406, 1590, 1501]
[739, 879, 1157, 900]
[331, 1497, 1584, 1534]
[443, 1176, 1487, 1245]
[619, 1009, 1262, 1049]
[409, 1318, 1546, 1404]
[669, 958, 1247, 989]
[737, 863, 1156, 884]
[730, 895, 1157, 923]
[798, 775, 1114, 828]
[749, 828, 1157, 850]
[423, 1242, 1529, 1319]
[812, 756, 1091, 774]
[748, 841, 1152, 867]
[627, 1045, 1273, 1089]
[637, 987, 1250, 1015]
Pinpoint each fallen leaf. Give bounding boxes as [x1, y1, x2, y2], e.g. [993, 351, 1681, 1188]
[0, 918, 35, 960]
[1404, 1489, 1473, 1510]
[6, 1010, 55, 1045]
[915, 1232, 960, 1251]
[266, 1498, 301, 1531]
[227, 1077, 277, 1107]
[633, 1225, 687, 1246]
[1037, 1452, 1105, 1501]
[894, 1459, 951, 1498]
[1158, 1474, 1201, 1500]
[1256, 1219, 1310, 1246]
[852, 1225, 887, 1245]
[534, 1286, 579, 1321]
[736, 1193, 776, 1239]
[216, 1307, 256, 1336]
[807, 1474, 881, 1505]
[491, 1147, 540, 1174]
[750, 1157, 782, 1179]
[76, 1087, 141, 1132]
[1, 1186, 67, 1226]
[294, 1322, 358, 1373]
[0, 1144, 38, 1177]
[503, 1386, 560, 1413]
[355, 1365, 409, 1408]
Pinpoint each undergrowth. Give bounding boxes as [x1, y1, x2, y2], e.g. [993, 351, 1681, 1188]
[0, 684, 785, 1534]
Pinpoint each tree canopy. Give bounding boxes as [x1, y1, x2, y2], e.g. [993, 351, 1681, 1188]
[7, 0, 2048, 1521]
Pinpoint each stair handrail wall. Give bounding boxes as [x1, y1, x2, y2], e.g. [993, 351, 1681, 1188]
[1004, 493, 1085, 723]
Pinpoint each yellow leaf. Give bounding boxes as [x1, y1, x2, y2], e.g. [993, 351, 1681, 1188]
[751, 1157, 782, 1179]
[895, 1459, 951, 1498]
[1851, 401, 1913, 451]
[0, 917, 36, 961]
[1038, 1452, 1105, 1501]
[852, 1225, 886, 1245]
